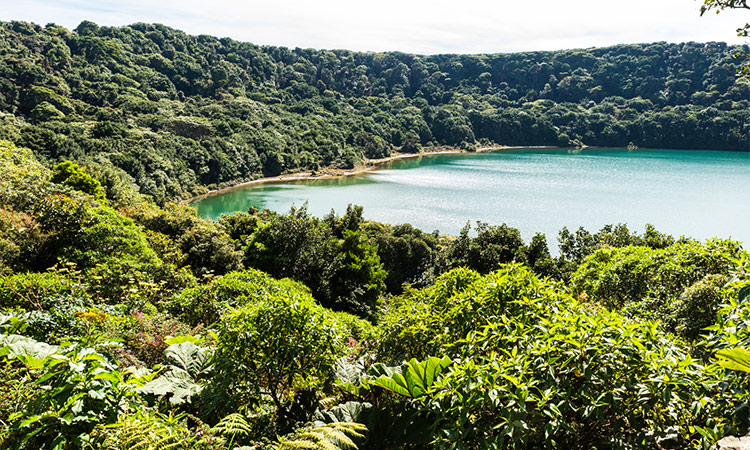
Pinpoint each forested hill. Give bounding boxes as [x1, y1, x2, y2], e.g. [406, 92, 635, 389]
[0, 20, 748, 202]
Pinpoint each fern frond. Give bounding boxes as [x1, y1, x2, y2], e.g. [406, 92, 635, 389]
[277, 422, 367, 450]
[212, 412, 252, 437]
[97, 410, 197, 450]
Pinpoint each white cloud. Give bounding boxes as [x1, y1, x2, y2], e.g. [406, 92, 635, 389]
[1, 0, 747, 53]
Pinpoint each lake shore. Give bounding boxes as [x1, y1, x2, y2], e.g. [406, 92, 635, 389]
[184, 145, 558, 203]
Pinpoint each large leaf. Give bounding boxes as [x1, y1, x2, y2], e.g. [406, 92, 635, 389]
[716, 348, 750, 373]
[138, 368, 204, 405]
[164, 341, 212, 377]
[370, 356, 452, 398]
[314, 401, 373, 425]
[0, 334, 63, 369]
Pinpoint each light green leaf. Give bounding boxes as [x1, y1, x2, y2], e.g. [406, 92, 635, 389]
[716, 348, 750, 373]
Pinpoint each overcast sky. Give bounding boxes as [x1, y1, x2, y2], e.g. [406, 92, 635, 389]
[2, 0, 748, 54]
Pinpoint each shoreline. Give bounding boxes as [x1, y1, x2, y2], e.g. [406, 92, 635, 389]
[184, 145, 557, 203]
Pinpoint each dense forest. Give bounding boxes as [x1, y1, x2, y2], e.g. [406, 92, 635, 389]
[2, 17, 750, 450]
[0, 20, 748, 201]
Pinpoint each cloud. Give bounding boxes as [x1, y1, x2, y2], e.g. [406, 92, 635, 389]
[2, 0, 747, 53]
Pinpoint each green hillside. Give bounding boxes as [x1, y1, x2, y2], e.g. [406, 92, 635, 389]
[0, 20, 748, 201]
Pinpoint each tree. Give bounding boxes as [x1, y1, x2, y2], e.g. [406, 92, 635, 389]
[701, 0, 750, 78]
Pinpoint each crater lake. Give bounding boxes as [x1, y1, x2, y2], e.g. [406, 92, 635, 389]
[192, 148, 750, 250]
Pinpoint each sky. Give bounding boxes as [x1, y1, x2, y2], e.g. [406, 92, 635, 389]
[1, 0, 748, 54]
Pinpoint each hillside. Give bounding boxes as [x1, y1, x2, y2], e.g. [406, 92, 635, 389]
[0, 20, 748, 202]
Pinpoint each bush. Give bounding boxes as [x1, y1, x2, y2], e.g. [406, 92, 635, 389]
[376, 267, 729, 449]
[169, 268, 313, 326]
[378, 265, 564, 362]
[571, 239, 744, 337]
[0, 269, 84, 310]
[428, 299, 723, 449]
[50, 160, 106, 201]
[212, 278, 371, 419]
[670, 274, 731, 341]
[0, 141, 51, 210]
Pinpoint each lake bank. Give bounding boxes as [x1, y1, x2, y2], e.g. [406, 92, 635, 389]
[184, 145, 558, 203]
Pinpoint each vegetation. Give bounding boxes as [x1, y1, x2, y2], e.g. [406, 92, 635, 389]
[1, 135, 750, 449]
[1, 14, 750, 450]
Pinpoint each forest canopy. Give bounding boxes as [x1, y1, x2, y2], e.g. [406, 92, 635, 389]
[0, 20, 747, 202]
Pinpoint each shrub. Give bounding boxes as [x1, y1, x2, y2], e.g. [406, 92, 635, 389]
[212, 282, 370, 419]
[169, 268, 313, 326]
[0, 269, 84, 310]
[428, 301, 724, 449]
[571, 239, 745, 332]
[0, 141, 51, 210]
[670, 274, 731, 341]
[0, 333, 146, 450]
[50, 160, 106, 201]
[378, 265, 562, 362]
[376, 268, 729, 449]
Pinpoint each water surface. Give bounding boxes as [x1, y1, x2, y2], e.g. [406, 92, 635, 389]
[194, 149, 750, 250]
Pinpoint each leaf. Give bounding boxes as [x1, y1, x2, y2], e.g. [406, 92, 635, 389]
[93, 371, 121, 383]
[212, 413, 252, 437]
[278, 422, 367, 450]
[138, 368, 204, 405]
[164, 342, 212, 377]
[716, 348, 750, 373]
[370, 356, 452, 398]
[314, 401, 373, 425]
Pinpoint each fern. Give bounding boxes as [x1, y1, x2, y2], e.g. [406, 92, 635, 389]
[212, 412, 252, 448]
[97, 410, 199, 450]
[278, 422, 367, 450]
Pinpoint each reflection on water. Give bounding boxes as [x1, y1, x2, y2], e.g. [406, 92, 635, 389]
[193, 148, 750, 251]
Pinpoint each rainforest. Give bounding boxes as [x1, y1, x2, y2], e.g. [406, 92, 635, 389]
[1, 16, 750, 450]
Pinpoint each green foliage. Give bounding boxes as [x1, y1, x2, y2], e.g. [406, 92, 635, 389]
[378, 265, 561, 362]
[571, 239, 745, 338]
[169, 268, 314, 326]
[446, 222, 529, 273]
[0, 141, 50, 210]
[95, 410, 205, 450]
[0, 333, 149, 450]
[212, 412, 252, 444]
[373, 269, 727, 448]
[33, 193, 90, 236]
[50, 160, 106, 201]
[278, 422, 367, 450]
[129, 203, 241, 277]
[700, 0, 750, 79]
[369, 356, 452, 398]
[139, 341, 213, 405]
[212, 286, 365, 417]
[0, 362, 40, 431]
[556, 223, 676, 278]
[716, 348, 750, 373]
[239, 205, 385, 319]
[427, 305, 723, 448]
[0, 21, 747, 202]
[0, 268, 83, 310]
[362, 222, 443, 294]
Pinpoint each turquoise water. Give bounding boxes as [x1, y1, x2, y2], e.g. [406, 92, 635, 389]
[193, 149, 750, 250]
